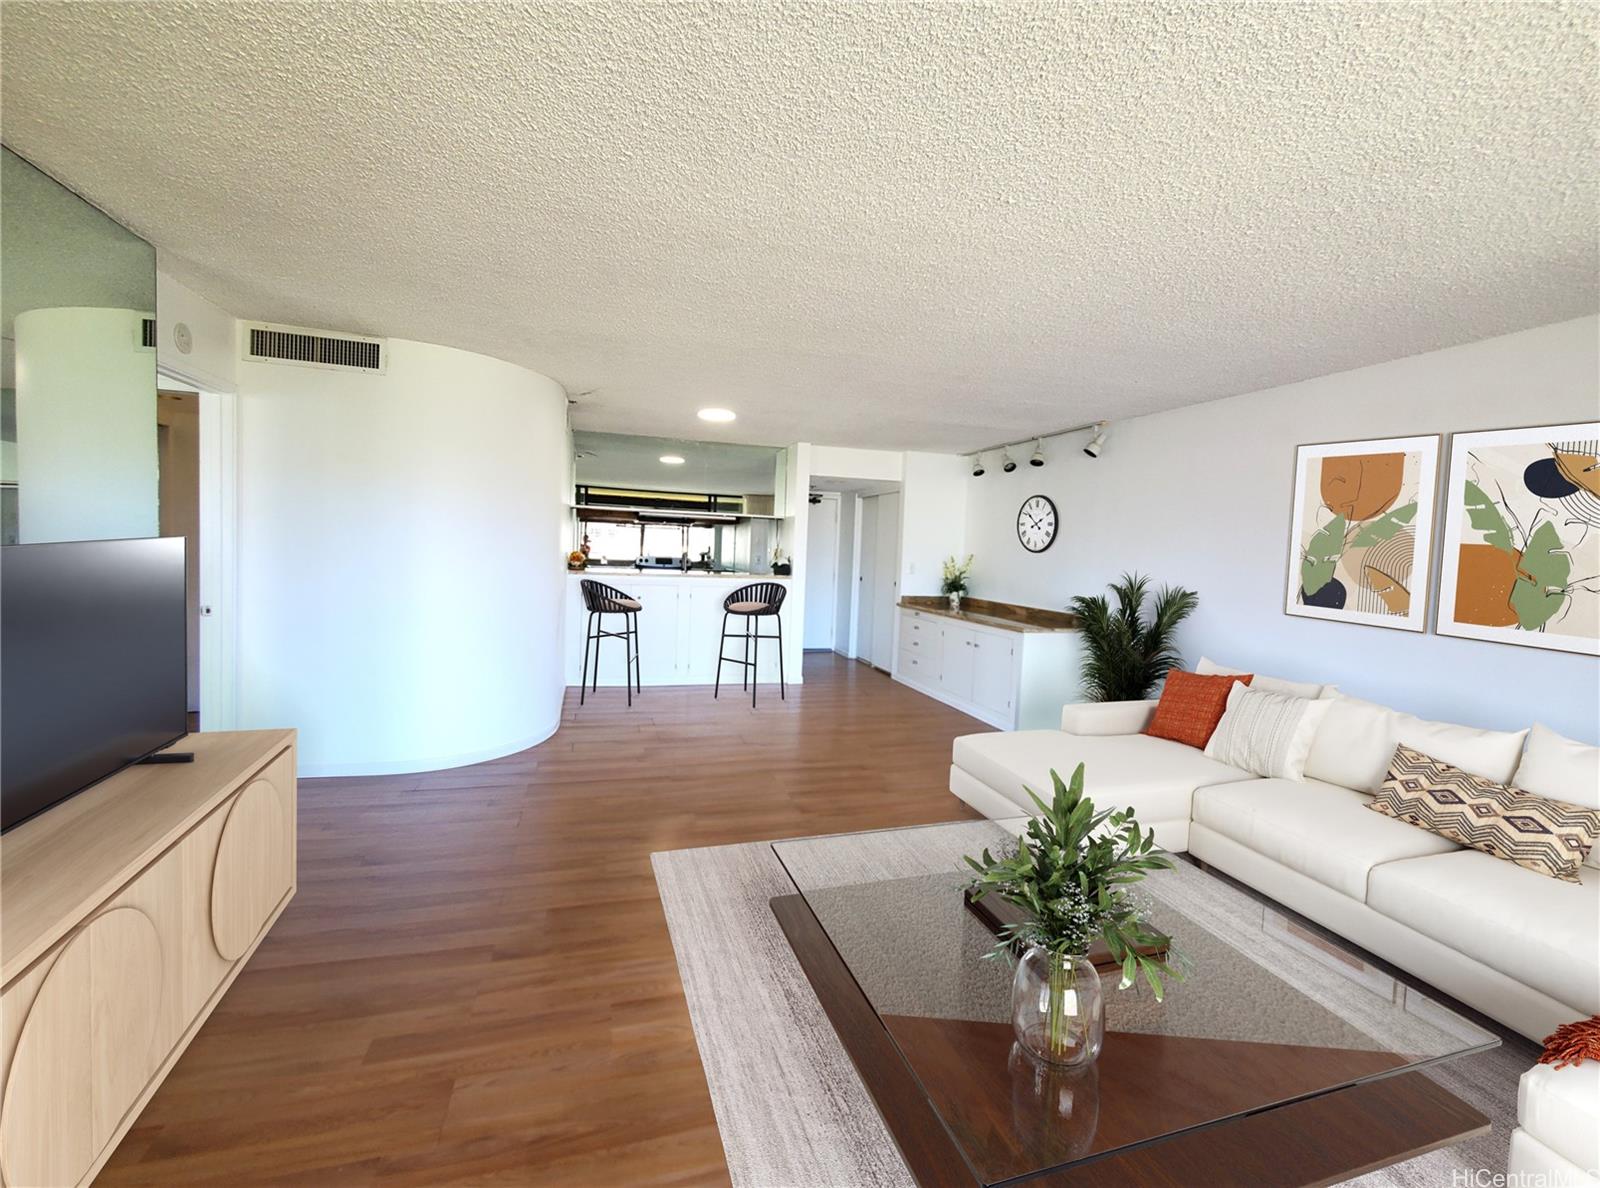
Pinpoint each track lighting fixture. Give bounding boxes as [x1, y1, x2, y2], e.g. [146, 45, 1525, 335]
[968, 420, 1108, 474]
[1083, 422, 1109, 459]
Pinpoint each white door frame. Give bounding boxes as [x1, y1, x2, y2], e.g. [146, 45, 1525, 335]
[802, 492, 841, 650]
[841, 494, 863, 658]
[871, 490, 901, 670]
[857, 495, 879, 667]
[160, 366, 239, 730]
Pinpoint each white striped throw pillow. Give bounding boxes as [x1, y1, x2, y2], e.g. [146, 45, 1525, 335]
[1204, 684, 1334, 781]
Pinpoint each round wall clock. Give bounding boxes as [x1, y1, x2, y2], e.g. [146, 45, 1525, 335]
[1017, 494, 1058, 553]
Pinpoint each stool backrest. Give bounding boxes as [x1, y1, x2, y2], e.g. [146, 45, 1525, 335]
[580, 578, 639, 613]
[724, 581, 787, 614]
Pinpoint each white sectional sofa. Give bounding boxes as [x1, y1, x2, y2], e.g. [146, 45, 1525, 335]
[948, 667, 1600, 1044]
[1510, 1061, 1600, 1187]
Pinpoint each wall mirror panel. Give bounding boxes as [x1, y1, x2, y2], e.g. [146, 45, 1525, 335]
[572, 432, 788, 574]
[1, 146, 158, 545]
[573, 431, 785, 509]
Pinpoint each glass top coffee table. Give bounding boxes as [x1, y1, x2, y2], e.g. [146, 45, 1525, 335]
[770, 818, 1497, 1188]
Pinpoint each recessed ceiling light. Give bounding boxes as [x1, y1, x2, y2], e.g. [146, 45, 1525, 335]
[659, 454, 686, 465]
[697, 407, 736, 423]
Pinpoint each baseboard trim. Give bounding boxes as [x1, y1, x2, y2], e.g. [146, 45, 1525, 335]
[295, 715, 562, 778]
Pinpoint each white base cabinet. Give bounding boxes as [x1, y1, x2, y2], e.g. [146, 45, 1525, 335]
[565, 574, 793, 687]
[894, 608, 1082, 730]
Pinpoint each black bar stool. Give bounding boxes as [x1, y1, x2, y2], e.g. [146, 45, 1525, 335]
[578, 579, 642, 706]
[714, 582, 787, 706]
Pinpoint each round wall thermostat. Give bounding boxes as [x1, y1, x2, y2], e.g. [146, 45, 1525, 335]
[173, 322, 193, 354]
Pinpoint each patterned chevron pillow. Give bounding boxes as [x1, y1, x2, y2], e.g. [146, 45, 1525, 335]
[1371, 745, 1600, 883]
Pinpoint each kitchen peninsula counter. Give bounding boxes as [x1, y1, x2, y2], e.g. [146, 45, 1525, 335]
[565, 570, 791, 687]
[571, 569, 791, 580]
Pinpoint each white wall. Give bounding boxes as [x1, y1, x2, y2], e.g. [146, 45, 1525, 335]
[156, 270, 238, 392]
[809, 444, 904, 483]
[14, 306, 157, 542]
[899, 451, 970, 597]
[236, 337, 571, 774]
[964, 316, 1600, 742]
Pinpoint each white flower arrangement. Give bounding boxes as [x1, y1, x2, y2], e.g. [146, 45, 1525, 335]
[941, 554, 974, 596]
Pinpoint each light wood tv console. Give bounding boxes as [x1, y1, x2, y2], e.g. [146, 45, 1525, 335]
[0, 729, 297, 1188]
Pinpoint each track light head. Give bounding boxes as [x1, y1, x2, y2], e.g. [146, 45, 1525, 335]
[1083, 422, 1109, 459]
[1001, 450, 1017, 473]
[1029, 438, 1045, 467]
[971, 454, 986, 477]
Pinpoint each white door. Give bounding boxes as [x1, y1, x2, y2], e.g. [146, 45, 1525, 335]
[972, 633, 1017, 718]
[940, 623, 976, 700]
[803, 494, 840, 649]
[870, 491, 900, 669]
[858, 495, 879, 667]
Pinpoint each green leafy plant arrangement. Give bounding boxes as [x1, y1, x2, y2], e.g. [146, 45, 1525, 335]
[964, 763, 1177, 1000]
[1068, 573, 1198, 701]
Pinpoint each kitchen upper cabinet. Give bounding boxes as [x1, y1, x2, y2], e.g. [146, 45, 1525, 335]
[893, 607, 1083, 730]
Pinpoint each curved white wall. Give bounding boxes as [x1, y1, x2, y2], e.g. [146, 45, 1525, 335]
[236, 338, 570, 775]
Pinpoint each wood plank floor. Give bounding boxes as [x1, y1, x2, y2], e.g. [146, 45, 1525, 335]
[99, 654, 986, 1187]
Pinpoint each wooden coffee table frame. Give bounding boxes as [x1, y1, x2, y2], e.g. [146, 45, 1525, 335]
[772, 892, 1489, 1188]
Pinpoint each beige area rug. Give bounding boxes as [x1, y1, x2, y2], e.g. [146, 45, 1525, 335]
[653, 837, 1535, 1188]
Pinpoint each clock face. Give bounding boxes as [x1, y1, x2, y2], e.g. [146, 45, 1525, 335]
[1017, 495, 1058, 553]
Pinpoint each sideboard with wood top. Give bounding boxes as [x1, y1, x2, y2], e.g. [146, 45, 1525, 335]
[895, 598, 1083, 729]
[0, 729, 297, 1188]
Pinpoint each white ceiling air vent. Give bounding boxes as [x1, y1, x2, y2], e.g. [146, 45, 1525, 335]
[244, 323, 386, 374]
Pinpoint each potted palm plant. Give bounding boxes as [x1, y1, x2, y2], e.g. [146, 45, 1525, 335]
[966, 763, 1175, 1067]
[1068, 573, 1198, 701]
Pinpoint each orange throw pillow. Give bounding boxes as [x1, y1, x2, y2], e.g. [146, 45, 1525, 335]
[1145, 670, 1253, 749]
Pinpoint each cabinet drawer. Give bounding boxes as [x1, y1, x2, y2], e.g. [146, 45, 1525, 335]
[898, 647, 932, 680]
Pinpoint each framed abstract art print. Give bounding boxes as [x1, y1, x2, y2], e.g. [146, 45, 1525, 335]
[1285, 435, 1441, 631]
[1435, 422, 1600, 655]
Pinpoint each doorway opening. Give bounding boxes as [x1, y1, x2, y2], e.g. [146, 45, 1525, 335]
[156, 369, 238, 735]
[805, 476, 902, 671]
[157, 388, 201, 724]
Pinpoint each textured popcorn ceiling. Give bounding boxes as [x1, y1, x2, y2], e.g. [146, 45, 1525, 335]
[1, 2, 1595, 451]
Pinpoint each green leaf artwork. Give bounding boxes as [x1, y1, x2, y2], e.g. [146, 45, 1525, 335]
[1463, 481, 1514, 554]
[1300, 514, 1346, 595]
[1509, 520, 1571, 632]
[1351, 501, 1417, 547]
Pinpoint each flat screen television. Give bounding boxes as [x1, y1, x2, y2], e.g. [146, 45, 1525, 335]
[2, 537, 188, 832]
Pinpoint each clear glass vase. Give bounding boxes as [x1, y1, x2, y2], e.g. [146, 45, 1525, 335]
[1012, 946, 1104, 1067]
